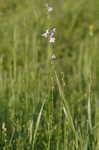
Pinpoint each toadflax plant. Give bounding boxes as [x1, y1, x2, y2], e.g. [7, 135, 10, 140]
[42, 28, 56, 43]
[41, 4, 56, 60]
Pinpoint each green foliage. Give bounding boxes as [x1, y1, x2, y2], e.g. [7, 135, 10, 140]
[0, 0, 99, 149]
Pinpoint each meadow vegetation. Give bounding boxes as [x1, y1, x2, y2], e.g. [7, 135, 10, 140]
[0, 0, 99, 149]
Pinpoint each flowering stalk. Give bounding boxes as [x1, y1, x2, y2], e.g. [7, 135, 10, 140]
[42, 4, 56, 61]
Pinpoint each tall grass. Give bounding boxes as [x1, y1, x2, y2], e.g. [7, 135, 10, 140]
[0, 0, 99, 149]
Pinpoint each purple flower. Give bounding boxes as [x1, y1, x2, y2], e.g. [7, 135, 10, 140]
[50, 32, 54, 37]
[48, 7, 53, 12]
[42, 28, 56, 43]
[49, 37, 55, 43]
[51, 28, 56, 33]
[50, 28, 56, 37]
[45, 3, 53, 12]
[51, 55, 56, 60]
[42, 29, 49, 38]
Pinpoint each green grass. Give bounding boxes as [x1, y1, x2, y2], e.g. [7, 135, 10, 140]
[0, 0, 99, 149]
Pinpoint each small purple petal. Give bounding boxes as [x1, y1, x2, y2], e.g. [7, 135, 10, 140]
[52, 28, 56, 32]
[42, 29, 49, 38]
[50, 32, 55, 37]
[48, 7, 53, 12]
[49, 37, 55, 43]
[50, 28, 56, 37]
[42, 33, 48, 38]
[51, 55, 56, 60]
